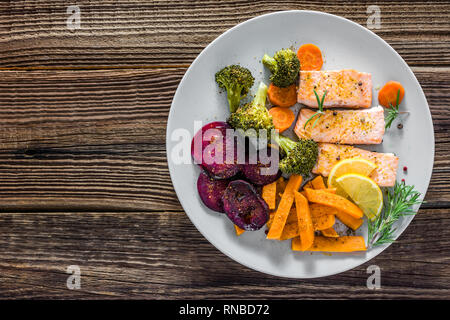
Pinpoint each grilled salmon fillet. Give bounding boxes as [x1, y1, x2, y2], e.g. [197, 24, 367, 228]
[313, 143, 398, 187]
[298, 70, 372, 108]
[294, 106, 385, 144]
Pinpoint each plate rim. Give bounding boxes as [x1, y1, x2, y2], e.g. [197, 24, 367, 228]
[166, 10, 435, 278]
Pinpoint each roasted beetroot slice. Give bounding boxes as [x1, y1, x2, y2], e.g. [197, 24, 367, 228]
[191, 121, 228, 164]
[243, 147, 280, 185]
[191, 121, 241, 179]
[243, 163, 281, 185]
[203, 159, 241, 179]
[222, 180, 269, 231]
[197, 171, 229, 213]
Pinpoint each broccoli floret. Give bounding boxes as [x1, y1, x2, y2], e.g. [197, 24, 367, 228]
[215, 65, 255, 113]
[274, 135, 318, 176]
[262, 49, 300, 88]
[227, 82, 274, 139]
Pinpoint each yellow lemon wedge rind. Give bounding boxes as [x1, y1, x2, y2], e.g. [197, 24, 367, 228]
[327, 158, 377, 197]
[336, 173, 383, 220]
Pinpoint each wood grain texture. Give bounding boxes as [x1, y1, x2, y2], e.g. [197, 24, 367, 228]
[1, 1, 449, 68]
[0, 0, 449, 299]
[0, 68, 448, 211]
[0, 209, 448, 299]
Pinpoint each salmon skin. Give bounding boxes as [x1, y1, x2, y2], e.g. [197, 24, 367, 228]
[295, 106, 385, 144]
[298, 70, 372, 108]
[313, 143, 398, 187]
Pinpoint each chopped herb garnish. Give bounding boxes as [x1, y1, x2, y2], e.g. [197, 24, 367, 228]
[304, 89, 327, 130]
[385, 89, 401, 129]
[368, 181, 422, 248]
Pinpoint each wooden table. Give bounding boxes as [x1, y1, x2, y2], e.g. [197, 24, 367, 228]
[0, 1, 449, 299]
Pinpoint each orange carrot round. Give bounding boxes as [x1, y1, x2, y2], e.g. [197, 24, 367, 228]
[297, 44, 323, 71]
[269, 107, 295, 133]
[267, 83, 297, 107]
[378, 81, 405, 108]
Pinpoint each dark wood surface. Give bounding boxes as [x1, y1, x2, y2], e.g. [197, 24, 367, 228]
[0, 1, 449, 299]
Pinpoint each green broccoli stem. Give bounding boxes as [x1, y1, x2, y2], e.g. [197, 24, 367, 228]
[251, 82, 268, 108]
[273, 134, 296, 154]
[227, 87, 241, 113]
[262, 54, 277, 72]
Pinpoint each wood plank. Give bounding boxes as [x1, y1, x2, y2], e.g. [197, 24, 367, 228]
[0, 69, 184, 211]
[417, 68, 450, 205]
[1, 1, 449, 68]
[0, 67, 448, 210]
[0, 0, 447, 300]
[0, 69, 185, 149]
[0, 208, 448, 298]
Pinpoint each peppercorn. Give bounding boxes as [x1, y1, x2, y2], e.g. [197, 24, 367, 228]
[397, 123, 403, 129]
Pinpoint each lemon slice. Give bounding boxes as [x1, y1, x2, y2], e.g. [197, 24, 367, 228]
[327, 158, 377, 197]
[336, 173, 383, 220]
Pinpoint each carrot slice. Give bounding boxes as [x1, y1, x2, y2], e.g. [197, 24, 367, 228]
[279, 208, 298, 240]
[312, 213, 335, 231]
[280, 208, 301, 240]
[304, 188, 363, 219]
[262, 181, 277, 210]
[266, 211, 276, 229]
[276, 177, 286, 206]
[321, 227, 339, 238]
[293, 236, 366, 252]
[311, 176, 326, 189]
[276, 177, 286, 193]
[267, 83, 297, 107]
[269, 107, 295, 133]
[306, 177, 332, 192]
[335, 211, 364, 231]
[378, 81, 405, 108]
[309, 203, 339, 217]
[297, 44, 323, 71]
[267, 174, 303, 239]
[280, 225, 298, 240]
[234, 225, 245, 236]
[309, 203, 363, 231]
[294, 191, 314, 250]
[304, 181, 313, 189]
[278, 208, 333, 240]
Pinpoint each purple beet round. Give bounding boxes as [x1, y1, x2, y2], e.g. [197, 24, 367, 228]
[243, 147, 281, 185]
[222, 180, 269, 231]
[197, 171, 229, 213]
[191, 121, 241, 179]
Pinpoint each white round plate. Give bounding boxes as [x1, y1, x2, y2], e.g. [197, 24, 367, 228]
[166, 11, 434, 278]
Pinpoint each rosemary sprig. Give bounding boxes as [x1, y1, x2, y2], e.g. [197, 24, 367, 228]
[368, 181, 422, 248]
[385, 89, 401, 129]
[303, 89, 327, 129]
